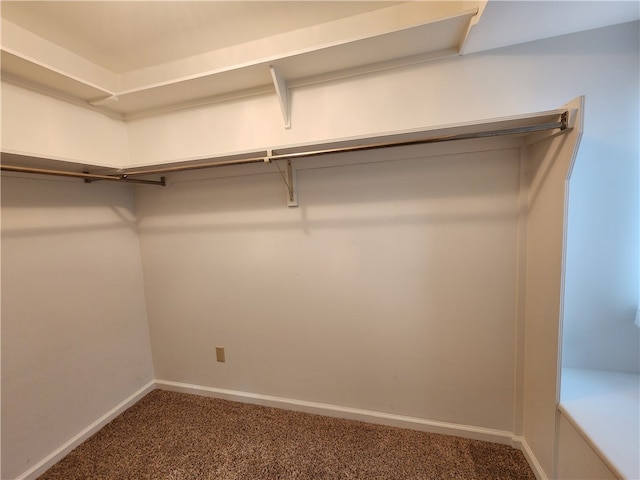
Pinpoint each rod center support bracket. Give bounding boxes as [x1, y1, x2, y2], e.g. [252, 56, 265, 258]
[285, 159, 298, 208]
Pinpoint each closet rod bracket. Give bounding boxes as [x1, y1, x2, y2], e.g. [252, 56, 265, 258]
[286, 159, 298, 208]
[119, 175, 167, 187]
[82, 172, 166, 186]
[272, 157, 298, 207]
[0, 164, 166, 186]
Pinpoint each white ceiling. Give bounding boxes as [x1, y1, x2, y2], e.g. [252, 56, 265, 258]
[1, 1, 638, 118]
[1, 1, 402, 73]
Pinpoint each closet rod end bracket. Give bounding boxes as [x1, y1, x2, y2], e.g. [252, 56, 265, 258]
[560, 111, 568, 130]
[563, 109, 579, 130]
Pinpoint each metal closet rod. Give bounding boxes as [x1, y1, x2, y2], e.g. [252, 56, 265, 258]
[0, 165, 166, 185]
[121, 114, 568, 177]
[1, 112, 567, 184]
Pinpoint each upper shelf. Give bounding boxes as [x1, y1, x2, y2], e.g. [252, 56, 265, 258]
[1, 3, 480, 120]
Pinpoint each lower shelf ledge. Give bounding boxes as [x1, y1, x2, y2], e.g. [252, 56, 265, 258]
[559, 368, 640, 479]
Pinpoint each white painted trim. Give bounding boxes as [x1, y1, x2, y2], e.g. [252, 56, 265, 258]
[155, 379, 513, 445]
[12, 379, 547, 479]
[15, 381, 155, 480]
[513, 436, 549, 480]
[559, 369, 638, 480]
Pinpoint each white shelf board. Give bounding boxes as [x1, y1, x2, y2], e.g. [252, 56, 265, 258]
[2, 106, 566, 176]
[1, 9, 477, 119]
[1, 50, 112, 101]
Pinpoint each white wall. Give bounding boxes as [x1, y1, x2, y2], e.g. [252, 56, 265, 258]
[130, 21, 638, 479]
[127, 21, 640, 375]
[136, 142, 522, 433]
[561, 22, 640, 373]
[1, 18, 637, 480]
[1, 81, 129, 167]
[0, 175, 154, 479]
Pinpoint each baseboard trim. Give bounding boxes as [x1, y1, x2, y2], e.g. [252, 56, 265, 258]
[155, 379, 514, 445]
[16, 380, 155, 480]
[15, 379, 548, 480]
[513, 435, 548, 480]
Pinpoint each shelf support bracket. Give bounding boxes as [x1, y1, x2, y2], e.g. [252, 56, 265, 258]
[268, 151, 298, 207]
[269, 65, 291, 129]
[285, 159, 298, 207]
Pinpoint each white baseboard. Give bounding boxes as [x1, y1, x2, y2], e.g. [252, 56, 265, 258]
[16, 380, 155, 480]
[513, 435, 548, 480]
[155, 379, 514, 445]
[16, 379, 547, 480]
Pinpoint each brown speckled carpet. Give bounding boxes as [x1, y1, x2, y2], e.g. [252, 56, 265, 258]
[39, 389, 536, 479]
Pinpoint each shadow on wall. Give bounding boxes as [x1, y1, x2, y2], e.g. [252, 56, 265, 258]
[134, 146, 522, 236]
[1, 174, 139, 239]
[135, 141, 521, 431]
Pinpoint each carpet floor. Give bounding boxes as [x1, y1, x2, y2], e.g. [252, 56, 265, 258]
[39, 389, 536, 479]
